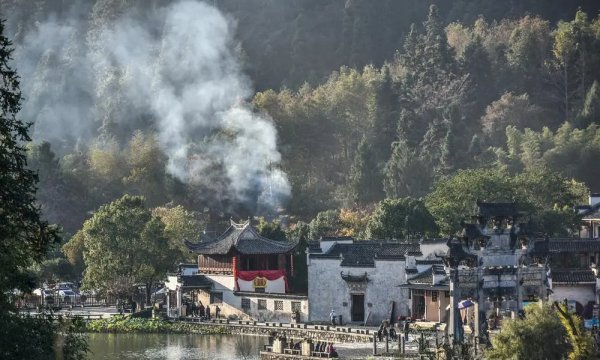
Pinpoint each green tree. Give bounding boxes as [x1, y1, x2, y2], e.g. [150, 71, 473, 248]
[257, 218, 287, 241]
[481, 92, 545, 147]
[426, 168, 587, 236]
[577, 80, 600, 128]
[0, 19, 88, 359]
[366, 198, 438, 240]
[309, 209, 343, 240]
[63, 230, 86, 278]
[347, 136, 384, 206]
[421, 5, 456, 84]
[486, 303, 569, 360]
[82, 195, 176, 302]
[425, 169, 515, 235]
[152, 205, 206, 263]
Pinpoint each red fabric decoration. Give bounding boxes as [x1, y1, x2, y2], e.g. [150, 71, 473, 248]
[235, 269, 289, 292]
[232, 256, 237, 280]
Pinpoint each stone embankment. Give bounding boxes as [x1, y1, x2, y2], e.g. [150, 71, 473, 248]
[178, 318, 374, 343]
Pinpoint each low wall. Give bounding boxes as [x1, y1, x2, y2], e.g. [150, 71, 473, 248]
[259, 352, 367, 360]
[177, 320, 373, 343]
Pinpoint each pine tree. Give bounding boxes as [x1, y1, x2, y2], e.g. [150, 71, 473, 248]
[384, 140, 432, 199]
[400, 23, 423, 86]
[577, 80, 600, 127]
[371, 65, 397, 163]
[347, 136, 384, 206]
[461, 34, 496, 122]
[421, 5, 456, 84]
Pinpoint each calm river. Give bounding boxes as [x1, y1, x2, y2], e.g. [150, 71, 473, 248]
[88, 333, 266, 360]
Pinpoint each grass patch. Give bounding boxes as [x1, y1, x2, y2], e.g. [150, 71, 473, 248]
[86, 316, 228, 334]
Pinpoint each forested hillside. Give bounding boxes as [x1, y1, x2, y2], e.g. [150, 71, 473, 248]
[1, 0, 600, 249]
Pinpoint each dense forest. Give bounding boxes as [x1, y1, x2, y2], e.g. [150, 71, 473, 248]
[2, 0, 600, 282]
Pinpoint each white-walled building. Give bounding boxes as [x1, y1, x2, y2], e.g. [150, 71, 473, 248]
[307, 237, 449, 325]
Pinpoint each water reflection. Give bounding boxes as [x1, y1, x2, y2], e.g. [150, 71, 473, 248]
[88, 333, 264, 360]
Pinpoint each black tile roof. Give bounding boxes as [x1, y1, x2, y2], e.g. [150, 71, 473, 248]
[406, 268, 418, 274]
[476, 200, 521, 217]
[180, 275, 212, 288]
[409, 267, 433, 284]
[307, 241, 322, 253]
[581, 204, 600, 220]
[184, 220, 297, 255]
[550, 239, 600, 252]
[551, 269, 596, 284]
[408, 266, 446, 285]
[415, 259, 444, 265]
[310, 242, 421, 267]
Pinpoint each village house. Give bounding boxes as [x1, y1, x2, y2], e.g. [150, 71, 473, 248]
[165, 219, 308, 322]
[307, 237, 448, 326]
[576, 193, 600, 238]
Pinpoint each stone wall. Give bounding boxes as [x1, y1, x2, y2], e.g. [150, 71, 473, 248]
[259, 352, 370, 360]
[308, 258, 409, 325]
[177, 320, 373, 343]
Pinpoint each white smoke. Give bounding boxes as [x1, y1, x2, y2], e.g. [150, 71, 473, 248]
[14, 0, 290, 209]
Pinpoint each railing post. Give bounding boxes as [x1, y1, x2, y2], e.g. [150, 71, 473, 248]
[385, 333, 389, 353]
[373, 336, 377, 355]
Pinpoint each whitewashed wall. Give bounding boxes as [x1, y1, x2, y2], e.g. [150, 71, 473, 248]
[552, 285, 596, 308]
[308, 258, 409, 325]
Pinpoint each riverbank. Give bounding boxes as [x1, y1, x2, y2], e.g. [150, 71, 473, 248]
[86, 317, 228, 335]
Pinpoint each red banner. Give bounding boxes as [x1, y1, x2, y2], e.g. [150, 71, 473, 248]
[236, 269, 289, 292]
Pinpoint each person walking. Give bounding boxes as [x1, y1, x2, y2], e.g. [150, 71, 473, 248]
[206, 305, 211, 321]
[191, 301, 197, 317]
[199, 302, 205, 319]
[330, 309, 336, 326]
[403, 320, 410, 341]
[215, 305, 221, 319]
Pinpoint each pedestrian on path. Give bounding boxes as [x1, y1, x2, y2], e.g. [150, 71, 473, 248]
[206, 305, 211, 321]
[330, 309, 336, 326]
[215, 305, 220, 319]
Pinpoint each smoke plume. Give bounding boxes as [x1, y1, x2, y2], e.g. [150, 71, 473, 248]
[10, 0, 290, 210]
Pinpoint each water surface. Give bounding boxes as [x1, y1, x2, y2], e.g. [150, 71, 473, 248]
[88, 333, 265, 360]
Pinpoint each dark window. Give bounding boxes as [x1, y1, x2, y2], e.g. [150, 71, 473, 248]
[291, 302, 301, 312]
[241, 298, 251, 309]
[255, 288, 265, 293]
[274, 300, 283, 311]
[258, 299, 267, 310]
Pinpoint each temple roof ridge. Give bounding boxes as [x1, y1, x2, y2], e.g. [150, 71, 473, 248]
[184, 218, 297, 255]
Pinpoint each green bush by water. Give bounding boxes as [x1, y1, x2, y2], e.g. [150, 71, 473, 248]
[86, 316, 227, 335]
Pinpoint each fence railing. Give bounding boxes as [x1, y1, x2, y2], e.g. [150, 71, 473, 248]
[18, 295, 119, 310]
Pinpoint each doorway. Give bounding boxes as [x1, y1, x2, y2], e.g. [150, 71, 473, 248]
[351, 294, 365, 322]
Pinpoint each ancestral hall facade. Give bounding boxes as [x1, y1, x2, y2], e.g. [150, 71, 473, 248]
[442, 201, 550, 340]
[165, 219, 307, 322]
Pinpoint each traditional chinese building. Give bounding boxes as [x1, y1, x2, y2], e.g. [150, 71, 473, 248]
[445, 200, 549, 341]
[165, 219, 307, 322]
[307, 237, 449, 325]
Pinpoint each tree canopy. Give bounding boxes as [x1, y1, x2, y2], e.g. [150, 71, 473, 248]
[82, 195, 177, 299]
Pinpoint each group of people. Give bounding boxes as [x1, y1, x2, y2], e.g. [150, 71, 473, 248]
[184, 301, 221, 320]
[377, 323, 398, 342]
